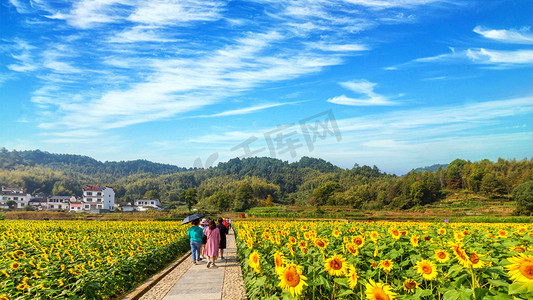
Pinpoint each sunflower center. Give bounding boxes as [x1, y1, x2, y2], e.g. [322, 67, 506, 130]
[405, 281, 416, 289]
[331, 259, 342, 270]
[519, 264, 533, 279]
[252, 255, 259, 264]
[422, 265, 432, 274]
[438, 252, 446, 259]
[284, 269, 301, 287]
[374, 288, 390, 300]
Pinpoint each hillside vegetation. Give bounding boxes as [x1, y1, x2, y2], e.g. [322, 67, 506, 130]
[1, 148, 532, 213]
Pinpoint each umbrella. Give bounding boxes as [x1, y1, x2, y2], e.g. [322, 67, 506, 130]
[181, 213, 205, 225]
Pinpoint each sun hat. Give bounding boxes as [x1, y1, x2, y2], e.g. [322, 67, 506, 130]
[200, 219, 208, 225]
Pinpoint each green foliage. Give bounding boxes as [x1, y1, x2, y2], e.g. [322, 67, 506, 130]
[180, 188, 198, 212]
[1, 148, 532, 212]
[512, 180, 533, 215]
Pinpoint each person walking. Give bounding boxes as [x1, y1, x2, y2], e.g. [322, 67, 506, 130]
[217, 217, 228, 260]
[200, 219, 208, 259]
[204, 220, 220, 268]
[187, 218, 204, 265]
[227, 218, 232, 230]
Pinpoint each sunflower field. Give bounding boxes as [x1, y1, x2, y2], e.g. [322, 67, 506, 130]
[0, 220, 189, 299]
[234, 221, 533, 300]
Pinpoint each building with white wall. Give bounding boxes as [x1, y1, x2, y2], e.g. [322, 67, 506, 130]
[83, 186, 115, 212]
[0, 187, 31, 209]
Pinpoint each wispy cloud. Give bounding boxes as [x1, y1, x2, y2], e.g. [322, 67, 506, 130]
[467, 48, 533, 65]
[193, 101, 303, 118]
[327, 79, 398, 106]
[474, 26, 533, 44]
[6, 39, 38, 73]
[386, 46, 533, 70]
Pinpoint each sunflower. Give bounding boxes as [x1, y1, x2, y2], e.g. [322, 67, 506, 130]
[0, 295, 9, 300]
[246, 238, 253, 249]
[505, 254, 533, 283]
[414, 259, 438, 280]
[370, 231, 380, 242]
[248, 251, 261, 273]
[10, 262, 20, 270]
[314, 238, 328, 250]
[352, 236, 365, 248]
[380, 259, 393, 274]
[332, 229, 341, 237]
[365, 279, 397, 300]
[345, 243, 359, 256]
[16, 283, 26, 291]
[434, 249, 450, 263]
[58, 279, 64, 287]
[389, 228, 401, 240]
[509, 246, 527, 252]
[438, 228, 447, 235]
[347, 265, 359, 289]
[453, 231, 464, 241]
[403, 279, 419, 293]
[1, 270, 9, 278]
[278, 264, 308, 297]
[469, 251, 485, 269]
[410, 235, 420, 247]
[450, 242, 471, 268]
[325, 254, 348, 276]
[288, 236, 297, 244]
[498, 230, 508, 238]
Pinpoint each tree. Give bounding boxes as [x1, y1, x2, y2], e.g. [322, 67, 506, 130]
[209, 190, 232, 211]
[480, 173, 506, 198]
[6, 200, 17, 210]
[144, 189, 159, 199]
[180, 188, 198, 211]
[262, 194, 275, 207]
[513, 180, 533, 215]
[234, 183, 254, 211]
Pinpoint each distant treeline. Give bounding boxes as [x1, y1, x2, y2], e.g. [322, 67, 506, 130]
[0, 148, 532, 211]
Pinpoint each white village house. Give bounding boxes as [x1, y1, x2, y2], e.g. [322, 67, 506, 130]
[134, 199, 161, 211]
[82, 186, 115, 212]
[47, 196, 76, 210]
[0, 187, 31, 209]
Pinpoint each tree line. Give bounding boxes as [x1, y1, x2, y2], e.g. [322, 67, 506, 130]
[1, 148, 532, 212]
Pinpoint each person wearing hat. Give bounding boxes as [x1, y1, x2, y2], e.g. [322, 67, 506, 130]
[200, 219, 208, 259]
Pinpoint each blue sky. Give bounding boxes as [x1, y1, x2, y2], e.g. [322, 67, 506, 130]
[1, 0, 532, 175]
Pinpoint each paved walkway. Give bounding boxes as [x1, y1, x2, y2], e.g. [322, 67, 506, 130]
[163, 230, 236, 300]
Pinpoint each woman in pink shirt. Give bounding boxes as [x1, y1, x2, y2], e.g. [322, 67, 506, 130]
[204, 219, 220, 268]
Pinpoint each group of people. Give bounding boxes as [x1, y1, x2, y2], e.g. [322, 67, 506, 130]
[187, 217, 232, 268]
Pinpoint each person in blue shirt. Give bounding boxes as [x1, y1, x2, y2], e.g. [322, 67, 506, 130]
[187, 218, 205, 265]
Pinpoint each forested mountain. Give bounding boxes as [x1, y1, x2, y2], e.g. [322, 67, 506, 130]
[1, 148, 532, 211]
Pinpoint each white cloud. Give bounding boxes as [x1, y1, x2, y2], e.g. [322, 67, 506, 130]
[327, 79, 397, 106]
[7, 39, 38, 73]
[127, 0, 224, 25]
[310, 42, 369, 52]
[8, 0, 30, 13]
[474, 26, 533, 44]
[467, 48, 533, 65]
[108, 26, 178, 43]
[387, 47, 533, 69]
[195, 101, 303, 118]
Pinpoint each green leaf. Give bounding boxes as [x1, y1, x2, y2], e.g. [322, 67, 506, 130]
[508, 282, 533, 295]
[337, 289, 355, 298]
[443, 289, 461, 300]
[488, 279, 509, 287]
[334, 277, 349, 288]
[474, 288, 489, 300]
